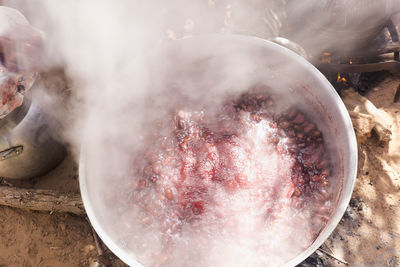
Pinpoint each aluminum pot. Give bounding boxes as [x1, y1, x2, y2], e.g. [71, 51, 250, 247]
[285, 0, 399, 56]
[80, 35, 358, 267]
[0, 82, 66, 179]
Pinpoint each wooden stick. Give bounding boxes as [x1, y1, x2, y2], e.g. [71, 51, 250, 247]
[91, 225, 104, 256]
[318, 248, 348, 265]
[0, 185, 85, 215]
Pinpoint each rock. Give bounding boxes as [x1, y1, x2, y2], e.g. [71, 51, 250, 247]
[342, 89, 392, 143]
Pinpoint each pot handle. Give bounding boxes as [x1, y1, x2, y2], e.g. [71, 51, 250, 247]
[269, 37, 308, 59]
[0, 145, 23, 160]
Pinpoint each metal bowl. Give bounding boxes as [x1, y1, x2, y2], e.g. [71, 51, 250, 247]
[80, 35, 357, 267]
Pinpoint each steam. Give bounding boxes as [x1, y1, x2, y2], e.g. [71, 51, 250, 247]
[281, 0, 399, 59]
[1, 0, 389, 266]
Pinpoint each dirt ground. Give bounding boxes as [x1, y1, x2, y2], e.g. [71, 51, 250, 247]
[320, 74, 400, 267]
[0, 153, 129, 267]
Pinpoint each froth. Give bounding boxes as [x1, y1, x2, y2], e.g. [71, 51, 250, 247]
[109, 106, 317, 267]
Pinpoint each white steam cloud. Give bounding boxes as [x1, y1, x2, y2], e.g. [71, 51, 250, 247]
[3, 0, 396, 266]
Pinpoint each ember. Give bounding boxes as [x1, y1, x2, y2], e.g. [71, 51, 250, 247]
[337, 73, 348, 85]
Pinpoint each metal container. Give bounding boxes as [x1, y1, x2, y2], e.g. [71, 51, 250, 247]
[80, 35, 358, 267]
[0, 82, 66, 179]
[285, 0, 399, 56]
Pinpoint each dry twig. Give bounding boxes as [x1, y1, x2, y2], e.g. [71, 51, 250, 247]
[318, 248, 348, 265]
[90, 225, 104, 256]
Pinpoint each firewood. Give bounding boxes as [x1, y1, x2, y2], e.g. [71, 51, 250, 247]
[0, 186, 85, 215]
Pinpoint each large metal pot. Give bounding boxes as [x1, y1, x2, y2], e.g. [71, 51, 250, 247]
[80, 35, 357, 267]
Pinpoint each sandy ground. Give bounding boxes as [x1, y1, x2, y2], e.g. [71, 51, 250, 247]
[0, 153, 128, 267]
[0, 155, 94, 267]
[320, 75, 400, 267]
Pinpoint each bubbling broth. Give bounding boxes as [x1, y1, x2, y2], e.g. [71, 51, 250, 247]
[104, 85, 335, 267]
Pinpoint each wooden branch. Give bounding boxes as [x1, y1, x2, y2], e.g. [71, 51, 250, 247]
[377, 42, 400, 55]
[0, 186, 85, 215]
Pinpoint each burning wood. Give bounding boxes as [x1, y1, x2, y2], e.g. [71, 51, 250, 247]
[321, 52, 331, 64]
[337, 73, 348, 86]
